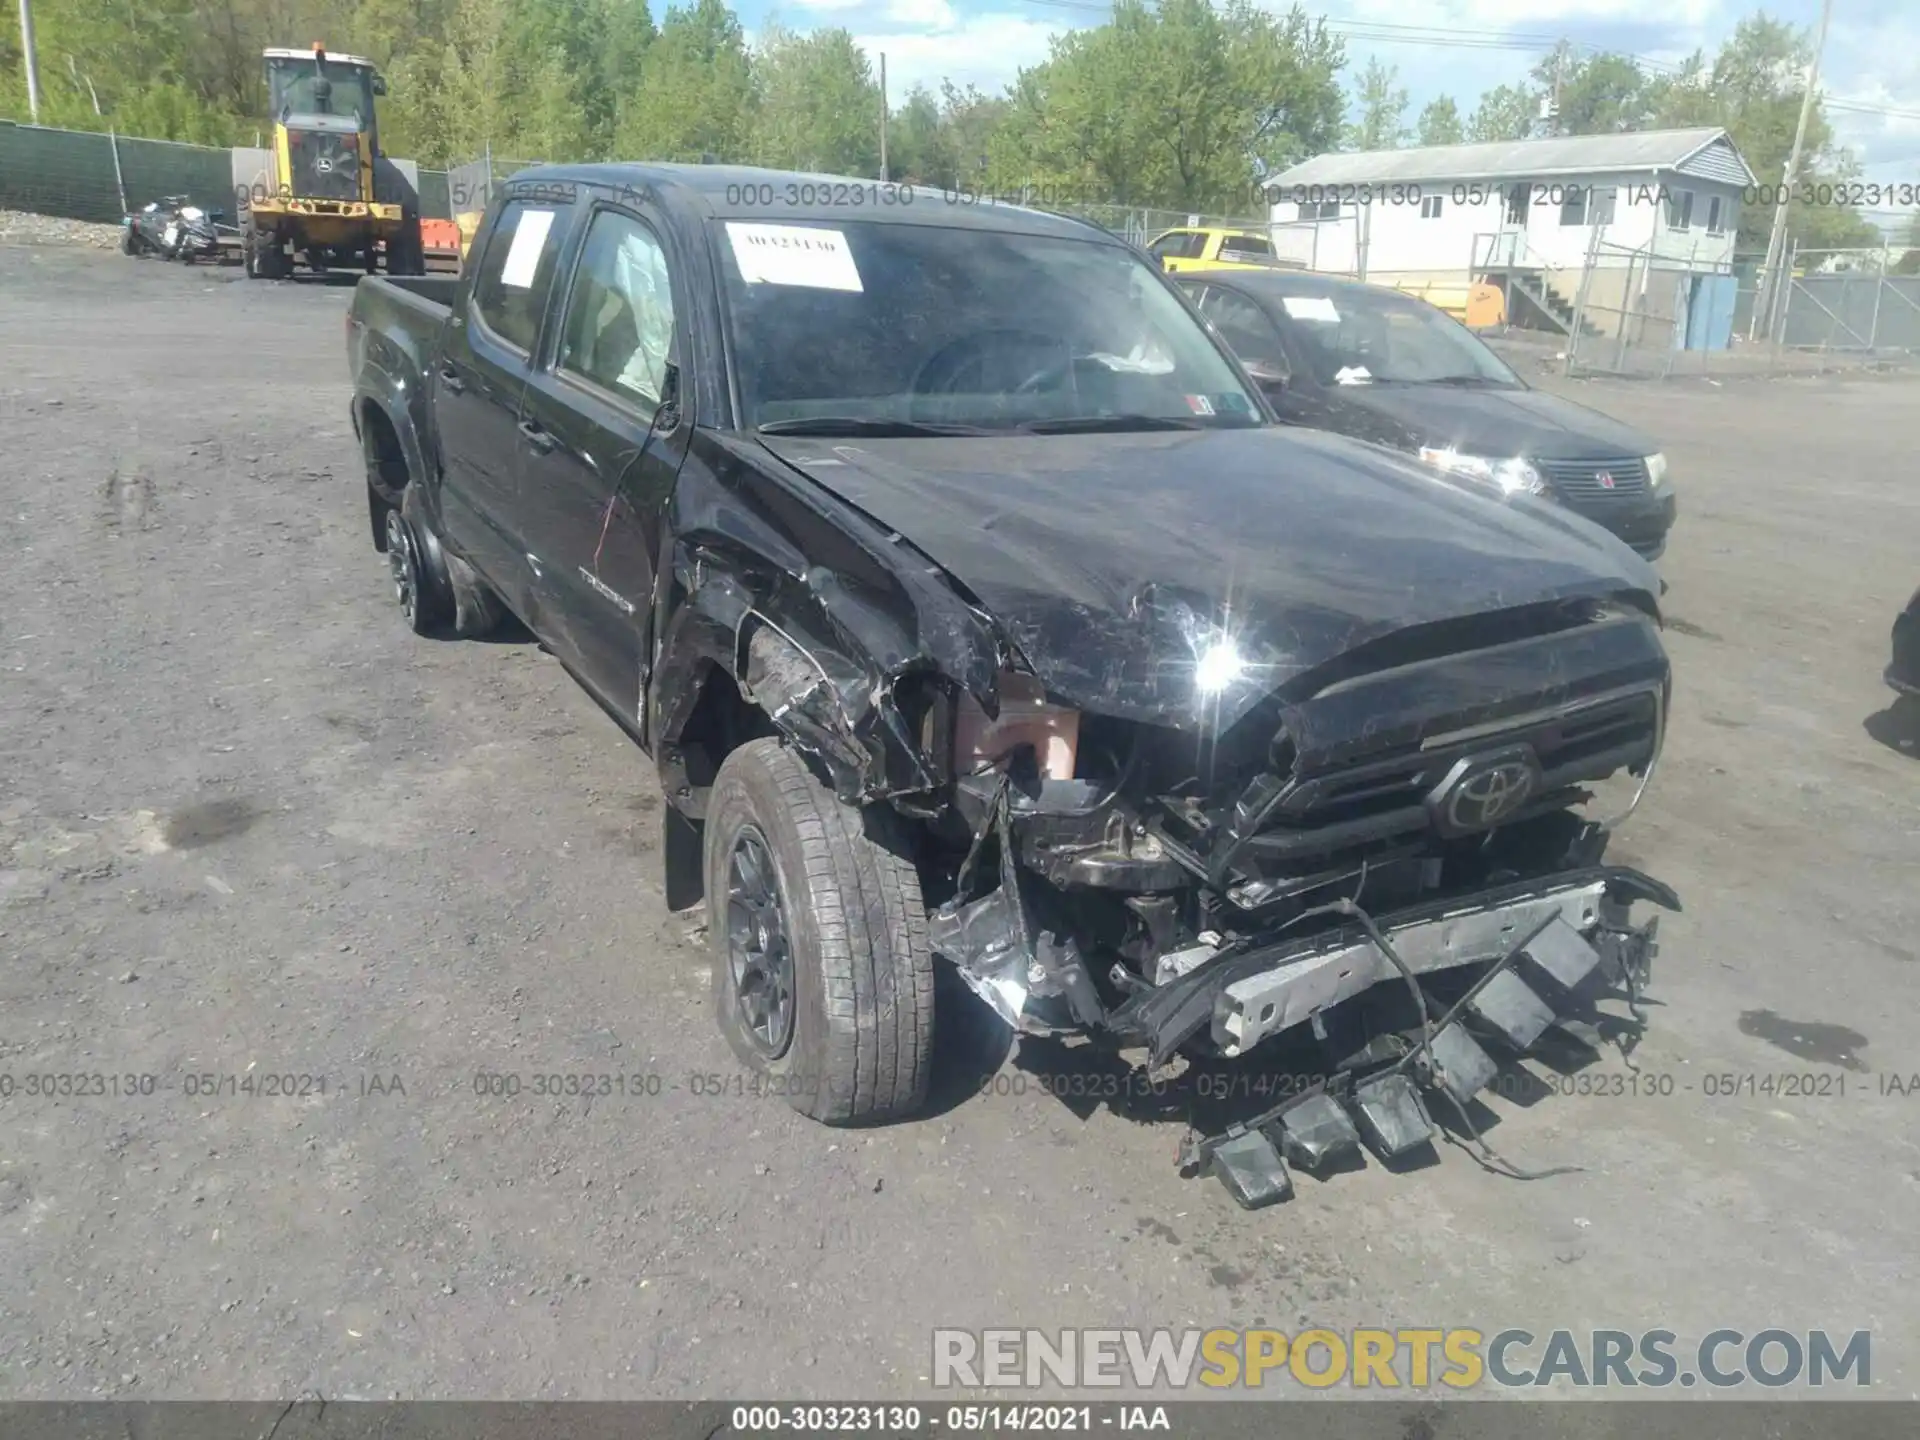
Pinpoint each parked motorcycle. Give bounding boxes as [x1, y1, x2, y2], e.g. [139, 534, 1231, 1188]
[122, 197, 233, 263]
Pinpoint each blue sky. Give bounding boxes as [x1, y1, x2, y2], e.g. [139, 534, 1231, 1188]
[734, 0, 1920, 209]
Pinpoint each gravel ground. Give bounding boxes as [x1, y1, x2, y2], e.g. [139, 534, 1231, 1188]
[0, 212, 126, 250]
[2, 243, 1918, 1404]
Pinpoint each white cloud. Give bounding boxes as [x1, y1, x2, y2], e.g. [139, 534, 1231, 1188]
[883, 0, 957, 26]
[851, 11, 1064, 95]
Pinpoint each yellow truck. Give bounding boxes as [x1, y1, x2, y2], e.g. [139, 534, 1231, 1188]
[1146, 226, 1302, 274]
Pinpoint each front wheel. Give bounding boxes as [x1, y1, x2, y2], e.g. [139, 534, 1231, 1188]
[704, 738, 936, 1125]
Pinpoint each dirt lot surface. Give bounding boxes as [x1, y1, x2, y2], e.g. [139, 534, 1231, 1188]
[2, 242, 1918, 1403]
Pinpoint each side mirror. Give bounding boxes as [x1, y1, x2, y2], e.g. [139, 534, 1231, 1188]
[372, 74, 388, 97]
[1244, 360, 1289, 393]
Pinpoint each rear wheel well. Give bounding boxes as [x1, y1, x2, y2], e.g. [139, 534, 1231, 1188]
[361, 400, 409, 551]
[361, 400, 409, 500]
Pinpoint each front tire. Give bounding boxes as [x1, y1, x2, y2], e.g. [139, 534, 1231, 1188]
[705, 738, 935, 1125]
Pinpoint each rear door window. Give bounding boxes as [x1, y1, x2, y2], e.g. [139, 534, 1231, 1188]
[471, 198, 569, 353]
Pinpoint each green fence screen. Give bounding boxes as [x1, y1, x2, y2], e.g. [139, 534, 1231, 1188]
[0, 121, 451, 223]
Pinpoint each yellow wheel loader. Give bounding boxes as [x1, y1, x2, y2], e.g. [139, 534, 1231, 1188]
[243, 44, 424, 280]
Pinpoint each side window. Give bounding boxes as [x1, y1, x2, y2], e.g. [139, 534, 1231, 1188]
[557, 210, 677, 412]
[471, 198, 568, 353]
[1591, 186, 1618, 226]
[1221, 234, 1273, 258]
[1202, 289, 1290, 374]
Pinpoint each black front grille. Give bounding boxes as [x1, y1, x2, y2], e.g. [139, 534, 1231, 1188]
[288, 129, 361, 202]
[1534, 455, 1649, 503]
[1244, 687, 1662, 864]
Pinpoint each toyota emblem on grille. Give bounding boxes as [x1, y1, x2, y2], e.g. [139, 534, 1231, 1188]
[1448, 763, 1534, 829]
[1426, 748, 1542, 836]
[1596, 469, 1616, 488]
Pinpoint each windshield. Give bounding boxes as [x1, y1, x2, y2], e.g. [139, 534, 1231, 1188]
[717, 219, 1261, 433]
[267, 57, 373, 121]
[1275, 286, 1520, 388]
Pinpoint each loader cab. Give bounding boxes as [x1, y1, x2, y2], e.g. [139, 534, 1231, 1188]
[263, 47, 385, 203]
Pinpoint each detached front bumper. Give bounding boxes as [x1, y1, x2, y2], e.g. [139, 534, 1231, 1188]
[1108, 866, 1677, 1068]
[1103, 867, 1679, 1209]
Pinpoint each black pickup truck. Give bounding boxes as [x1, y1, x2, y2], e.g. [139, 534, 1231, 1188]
[347, 164, 1679, 1208]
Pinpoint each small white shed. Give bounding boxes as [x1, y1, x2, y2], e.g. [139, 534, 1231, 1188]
[1264, 128, 1758, 322]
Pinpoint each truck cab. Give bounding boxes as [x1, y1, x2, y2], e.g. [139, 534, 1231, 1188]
[1147, 226, 1299, 274]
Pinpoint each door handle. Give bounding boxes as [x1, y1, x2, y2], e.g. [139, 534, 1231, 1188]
[438, 366, 466, 395]
[517, 419, 556, 454]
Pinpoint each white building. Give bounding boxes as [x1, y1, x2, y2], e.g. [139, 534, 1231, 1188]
[1264, 128, 1758, 337]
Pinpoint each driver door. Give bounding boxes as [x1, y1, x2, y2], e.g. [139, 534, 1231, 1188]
[515, 200, 692, 716]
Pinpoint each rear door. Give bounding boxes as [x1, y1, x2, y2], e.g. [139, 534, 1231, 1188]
[432, 193, 574, 593]
[514, 196, 693, 718]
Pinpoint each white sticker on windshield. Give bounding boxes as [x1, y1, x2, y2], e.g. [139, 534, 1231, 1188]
[726, 223, 863, 292]
[1334, 365, 1372, 386]
[500, 208, 556, 289]
[1282, 295, 1341, 323]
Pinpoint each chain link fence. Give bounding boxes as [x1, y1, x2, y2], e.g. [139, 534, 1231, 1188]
[1549, 235, 1920, 380]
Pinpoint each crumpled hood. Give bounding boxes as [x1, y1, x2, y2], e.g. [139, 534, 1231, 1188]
[759, 426, 1661, 732]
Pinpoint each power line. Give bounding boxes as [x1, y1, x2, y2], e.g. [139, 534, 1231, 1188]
[1010, 1, 1920, 124]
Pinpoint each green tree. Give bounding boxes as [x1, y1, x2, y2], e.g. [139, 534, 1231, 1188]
[886, 85, 948, 184]
[1344, 57, 1407, 151]
[1414, 96, 1463, 147]
[1896, 212, 1920, 276]
[1647, 14, 1876, 250]
[1530, 44, 1649, 135]
[995, 0, 1343, 211]
[612, 0, 754, 162]
[935, 81, 1009, 189]
[1467, 83, 1537, 144]
[749, 24, 880, 175]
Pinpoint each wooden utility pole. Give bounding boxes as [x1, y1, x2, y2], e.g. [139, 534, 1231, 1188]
[1760, 0, 1835, 336]
[878, 53, 889, 183]
[17, 0, 43, 122]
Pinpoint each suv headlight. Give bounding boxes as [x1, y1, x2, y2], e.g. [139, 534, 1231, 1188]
[1418, 447, 1546, 497]
[1645, 452, 1669, 489]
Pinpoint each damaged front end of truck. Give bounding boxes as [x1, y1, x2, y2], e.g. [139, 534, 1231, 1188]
[661, 431, 1681, 1207]
[914, 584, 1677, 1206]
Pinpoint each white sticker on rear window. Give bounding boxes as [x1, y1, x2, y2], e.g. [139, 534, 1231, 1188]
[1282, 295, 1340, 323]
[726, 223, 863, 292]
[500, 208, 556, 289]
